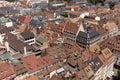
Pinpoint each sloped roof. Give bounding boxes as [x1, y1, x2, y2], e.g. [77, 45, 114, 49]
[20, 31, 35, 40]
[7, 39, 34, 54]
[0, 61, 15, 80]
[84, 65, 94, 78]
[89, 45, 101, 53]
[12, 62, 28, 76]
[88, 57, 103, 73]
[63, 21, 79, 34]
[22, 54, 38, 73]
[98, 48, 116, 65]
[0, 52, 19, 63]
[77, 30, 99, 39]
[35, 36, 47, 43]
[101, 48, 113, 59]
[0, 26, 14, 34]
[104, 22, 117, 32]
[18, 15, 31, 24]
[5, 32, 17, 40]
[37, 55, 53, 69]
[0, 17, 9, 23]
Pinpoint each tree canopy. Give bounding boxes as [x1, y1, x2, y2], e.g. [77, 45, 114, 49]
[108, 1, 116, 9]
[64, 0, 72, 3]
[113, 70, 120, 80]
[6, 0, 16, 2]
[87, 0, 106, 5]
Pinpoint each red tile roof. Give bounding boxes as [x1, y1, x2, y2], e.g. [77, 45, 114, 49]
[5, 32, 17, 40]
[22, 55, 38, 73]
[63, 22, 79, 34]
[81, 50, 91, 61]
[37, 55, 53, 69]
[98, 48, 116, 65]
[18, 15, 31, 24]
[100, 36, 120, 52]
[66, 5, 80, 9]
[0, 61, 15, 80]
[92, 26, 107, 34]
[56, 22, 65, 33]
[22, 54, 55, 73]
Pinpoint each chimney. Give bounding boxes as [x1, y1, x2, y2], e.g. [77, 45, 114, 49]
[5, 42, 10, 51]
[24, 47, 27, 55]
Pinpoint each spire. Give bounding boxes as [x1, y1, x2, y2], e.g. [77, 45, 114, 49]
[79, 21, 85, 32]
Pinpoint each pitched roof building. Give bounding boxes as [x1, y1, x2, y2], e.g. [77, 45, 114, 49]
[12, 62, 28, 76]
[19, 31, 35, 45]
[18, 15, 31, 24]
[22, 55, 38, 73]
[62, 21, 81, 41]
[6, 39, 34, 55]
[0, 61, 15, 80]
[76, 30, 100, 48]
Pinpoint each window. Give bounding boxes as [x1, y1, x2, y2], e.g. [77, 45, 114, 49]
[86, 68, 90, 72]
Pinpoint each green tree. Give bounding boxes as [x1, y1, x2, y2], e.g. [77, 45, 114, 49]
[6, 0, 16, 2]
[64, 0, 72, 3]
[113, 70, 120, 80]
[49, 0, 53, 2]
[61, 13, 69, 18]
[98, 0, 106, 6]
[108, 2, 116, 10]
[117, 70, 120, 79]
[87, 0, 106, 5]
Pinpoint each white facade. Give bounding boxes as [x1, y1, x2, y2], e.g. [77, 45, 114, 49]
[102, 61, 115, 80]
[29, 0, 48, 4]
[17, 34, 35, 45]
[52, 3, 65, 7]
[24, 38, 35, 45]
[108, 27, 119, 37]
[94, 67, 103, 80]
[5, 22, 13, 27]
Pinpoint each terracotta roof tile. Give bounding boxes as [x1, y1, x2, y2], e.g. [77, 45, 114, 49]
[5, 32, 17, 40]
[66, 5, 80, 9]
[98, 48, 116, 65]
[56, 22, 65, 33]
[18, 15, 31, 24]
[82, 50, 91, 61]
[37, 55, 53, 69]
[63, 22, 79, 34]
[100, 36, 120, 51]
[84, 65, 94, 78]
[22, 54, 56, 74]
[23, 76, 39, 80]
[22, 55, 38, 73]
[89, 45, 101, 53]
[101, 48, 113, 59]
[0, 61, 15, 80]
[104, 22, 117, 32]
[92, 26, 107, 34]
[12, 62, 28, 76]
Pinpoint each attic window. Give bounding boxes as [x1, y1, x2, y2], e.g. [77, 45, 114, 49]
[105, 50, 109, 55]
[86, 68, 90, 72]
[96, 62, 100, 66]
